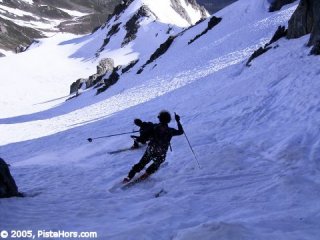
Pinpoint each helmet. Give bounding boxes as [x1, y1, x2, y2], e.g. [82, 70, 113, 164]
[158, 110, 171, 124]
[134, 118, 143, 126]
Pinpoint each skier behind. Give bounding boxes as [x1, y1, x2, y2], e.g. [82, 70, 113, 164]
[130, 119, 154, 149]
[123, 111, 184, 183]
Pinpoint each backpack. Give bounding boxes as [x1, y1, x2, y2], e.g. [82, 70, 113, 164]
[150, 124, 172, 149]
[140, 122, 155, 141]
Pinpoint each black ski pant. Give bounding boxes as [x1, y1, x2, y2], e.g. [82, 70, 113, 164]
[128, 146, 166, 179]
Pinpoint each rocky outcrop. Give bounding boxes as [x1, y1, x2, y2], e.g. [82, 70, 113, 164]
[188, 16, 222, 44]
[96, 67, 121, 95]
[99, 22, 121, 51]
[0, 17, 44, 52]
[137, 35, 176, 74]
[70, 79, 85, 94]
[246, 26, 287, 66]
[97, 58, 114, 75]
[86, 58, 115, 88]
[287, 0, 320, 47]
[269, 0, 296, 12]
[0, 158, 23, 198]
[69, 58, 115, 94]
[38, 5, 72, 19]
[269, 25, 288, 45]
[112, 0, 136, 21]
[310, 41, 320, 55]
[246, 46, 272, 67]
[122, 60, 139, 74]
[122, 6, 152, 47]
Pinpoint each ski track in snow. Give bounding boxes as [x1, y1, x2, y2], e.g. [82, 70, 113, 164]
[1, 1, 320, 239]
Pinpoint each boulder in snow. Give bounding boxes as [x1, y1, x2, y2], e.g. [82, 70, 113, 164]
[287, 0, 320, 46]
[69, 58, 115, 94]
[70, 78, 85, 95]
[269, 0, 296, 12]
[96, 66, 121, 95]
[0, 158, 22, 198]
[310, 41, 320, 55]
[97, 58, 115, 75]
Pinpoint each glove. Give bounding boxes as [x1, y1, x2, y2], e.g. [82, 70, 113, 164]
[174, 113, 180, 122]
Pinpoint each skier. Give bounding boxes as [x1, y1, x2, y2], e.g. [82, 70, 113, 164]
[123, 111, 184, 183]
[131, 119, 154, 149]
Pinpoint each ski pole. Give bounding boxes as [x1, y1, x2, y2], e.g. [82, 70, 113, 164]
[174, 112, 201, 169]
[183, 130, 201, 169]
[87, 130, 139, 142]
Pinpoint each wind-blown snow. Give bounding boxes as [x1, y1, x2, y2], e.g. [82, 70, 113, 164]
[1, 0, 320, 239]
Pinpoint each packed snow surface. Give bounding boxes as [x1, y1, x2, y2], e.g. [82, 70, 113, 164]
[1, 0, 320, 239]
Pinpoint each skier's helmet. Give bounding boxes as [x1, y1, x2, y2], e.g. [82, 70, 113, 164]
[158, 111, 171, 124]
[134, 118, 143, 126]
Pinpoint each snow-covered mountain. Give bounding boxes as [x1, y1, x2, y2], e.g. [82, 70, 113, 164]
[0, 0, 121, 55]
[65, 0, 209, 95]
[1, 0, 320, 239]
[70, 0, 208, 64]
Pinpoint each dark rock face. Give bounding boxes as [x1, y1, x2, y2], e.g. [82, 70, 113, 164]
[99, 22, 122, 51]
[137, 35, 176, 74]
[122, 6, 151, 47]
[69, 58, 115, 94]
[310, 41, 320, 55]
[96, 67, 121, 95]
[246, 46, 272, 67]
[287, 0, 320, 46]
[269, 25, 288, 45]
[38, 5, 72, 19]
[246, 26, 287, 66]
[269, 0, 296, 12]
[112, 0, 136, 20]
[0, 158, 22, 198]
[307, 1, 320, 46]
[70, 79, 84, 95]
[188, 16, 222, 44]
[122, 60, 139, 74]
[0, 17, 44, 52]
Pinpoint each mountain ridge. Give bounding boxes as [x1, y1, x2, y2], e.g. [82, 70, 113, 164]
[0, 0, 122, 55]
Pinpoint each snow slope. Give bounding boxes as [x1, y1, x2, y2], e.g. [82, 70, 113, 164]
[1, 0, 320, 239]
[0, 34, 96, 118]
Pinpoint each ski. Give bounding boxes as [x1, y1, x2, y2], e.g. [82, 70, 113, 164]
[121, 174, 149, 189]
[107, 147, 140, 154]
